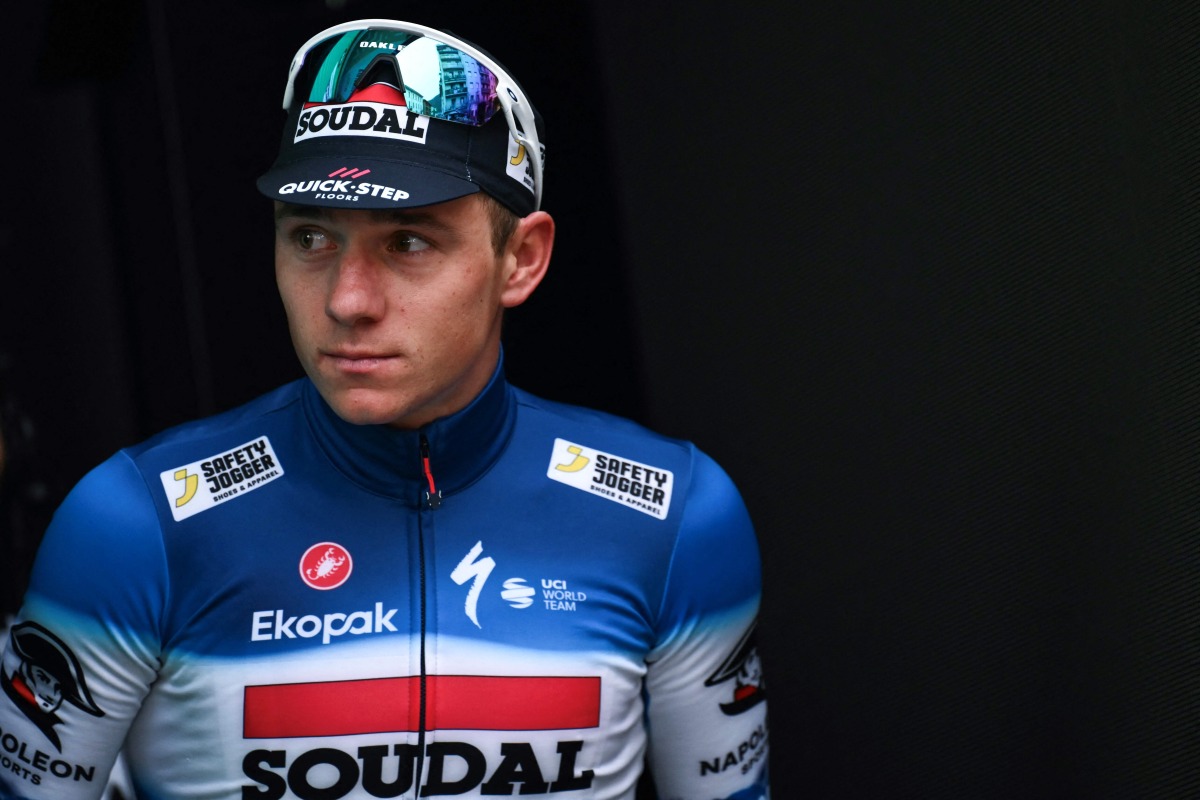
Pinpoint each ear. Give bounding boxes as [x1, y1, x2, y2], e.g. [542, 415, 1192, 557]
[500, 211, 555, 309]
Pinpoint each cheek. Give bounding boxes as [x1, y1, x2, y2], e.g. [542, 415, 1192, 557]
[277, 274, 322, 325]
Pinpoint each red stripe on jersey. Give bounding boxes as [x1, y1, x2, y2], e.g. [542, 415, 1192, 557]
[244, 675, 600, 738]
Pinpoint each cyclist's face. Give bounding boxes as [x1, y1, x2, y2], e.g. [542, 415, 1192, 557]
[274, 195, 550, 429]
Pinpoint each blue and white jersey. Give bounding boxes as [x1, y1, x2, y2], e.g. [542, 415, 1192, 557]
[0, 360, 768, 800]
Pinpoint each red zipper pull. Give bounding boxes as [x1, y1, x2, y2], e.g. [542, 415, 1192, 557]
[420, 434, 442, 509]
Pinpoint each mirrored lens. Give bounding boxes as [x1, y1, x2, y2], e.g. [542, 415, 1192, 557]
[306, 30, 502, 126]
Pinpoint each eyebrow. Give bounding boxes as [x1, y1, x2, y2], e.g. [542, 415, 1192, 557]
[273, 202, 454, 232]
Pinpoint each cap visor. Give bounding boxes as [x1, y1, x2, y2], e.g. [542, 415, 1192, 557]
[257, 156, 480, 209]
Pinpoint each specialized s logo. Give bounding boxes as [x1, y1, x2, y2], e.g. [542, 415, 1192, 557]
[1, 623, 104, 752]
[160, 436, 284, 521]
[451, 541, 495, 628]
[546, 439, 674, 519]
[705, 623, 767, 715]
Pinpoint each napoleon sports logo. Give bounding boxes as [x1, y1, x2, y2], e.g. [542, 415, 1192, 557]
[0, 622, 105, 791]
[705, 623, 767, 716]
[1, 623, 104, 753]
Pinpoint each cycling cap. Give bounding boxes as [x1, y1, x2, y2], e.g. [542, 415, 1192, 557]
[257, 19, 544, 215]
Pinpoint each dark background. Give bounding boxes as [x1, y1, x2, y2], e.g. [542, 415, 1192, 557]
[4, 2, 1199, 798]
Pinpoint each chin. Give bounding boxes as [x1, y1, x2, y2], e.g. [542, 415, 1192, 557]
[313, 382, 399, 425]
[331, 401, 403, 427]
[339, 393, 428, 429]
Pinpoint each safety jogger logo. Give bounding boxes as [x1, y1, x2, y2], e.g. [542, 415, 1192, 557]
[161, 436, 284, 521]
[546, 439, 674, 519]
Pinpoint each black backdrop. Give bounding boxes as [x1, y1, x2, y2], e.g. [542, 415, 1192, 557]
[4, 2, 1199, 798]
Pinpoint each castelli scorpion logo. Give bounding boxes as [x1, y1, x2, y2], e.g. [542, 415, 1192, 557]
[299, 542, 353, 590]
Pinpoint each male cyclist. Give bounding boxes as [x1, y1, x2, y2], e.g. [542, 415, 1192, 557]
[0, 20, 769, 800]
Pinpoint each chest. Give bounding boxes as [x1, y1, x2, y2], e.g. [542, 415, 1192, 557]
[158, 454, 676, 665]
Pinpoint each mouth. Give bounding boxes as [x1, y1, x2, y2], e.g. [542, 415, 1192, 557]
[322, 350, 400, 375]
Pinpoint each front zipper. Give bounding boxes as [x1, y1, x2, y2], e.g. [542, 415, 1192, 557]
[414, 433, 440, 796]
[420, 434, 442, 509]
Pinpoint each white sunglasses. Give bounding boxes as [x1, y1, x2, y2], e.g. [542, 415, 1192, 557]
[280, 19, 544, 210]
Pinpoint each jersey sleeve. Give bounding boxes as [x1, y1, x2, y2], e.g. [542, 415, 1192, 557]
[644, 449, 770, 800]
[0, 452, 167, 800]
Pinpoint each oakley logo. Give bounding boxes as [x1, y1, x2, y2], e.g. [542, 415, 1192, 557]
[359, 40, 405, 51]
[295, 103, 428, 144]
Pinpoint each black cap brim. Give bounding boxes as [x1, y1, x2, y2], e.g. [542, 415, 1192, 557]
[257, 152, 483, 210]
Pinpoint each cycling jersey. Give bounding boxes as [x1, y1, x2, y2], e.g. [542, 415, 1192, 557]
[0, 358, 768, 800]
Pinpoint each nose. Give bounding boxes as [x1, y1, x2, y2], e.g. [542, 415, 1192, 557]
[326, 246, 386, 325]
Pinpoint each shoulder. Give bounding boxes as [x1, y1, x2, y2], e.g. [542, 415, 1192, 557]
[51, 380, 302, 528]
[124, 380, 306, 463]
[512, 387, 696, 465]
[57, 381, 308, 531]
[510, 386, 742, 524]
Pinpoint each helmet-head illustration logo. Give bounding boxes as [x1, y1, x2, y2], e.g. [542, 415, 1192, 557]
[1, 622, 104, 750]
[705, 622, 767, 716]
[300, 542, 353, 590]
